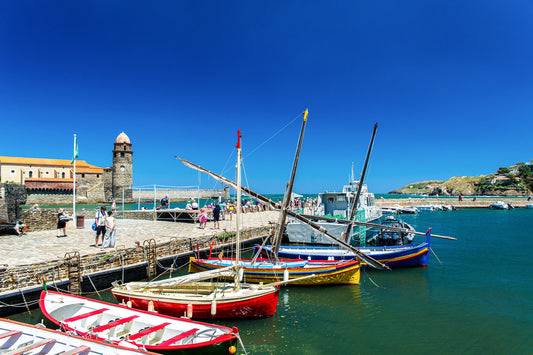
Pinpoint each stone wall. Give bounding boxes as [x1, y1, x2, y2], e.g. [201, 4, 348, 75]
[2, 183, 27, 224]
[0, 225, 270, 292]
[20, 209, 68, 232]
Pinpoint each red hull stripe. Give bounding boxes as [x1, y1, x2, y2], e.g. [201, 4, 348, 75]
[64, 308, 108, 323]
[92, 315, 139, 333]
[158, 328, 199, 347]
[129, 322, 171, 341]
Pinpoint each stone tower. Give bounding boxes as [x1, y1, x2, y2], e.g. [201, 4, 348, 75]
[112, 132, 133, 200]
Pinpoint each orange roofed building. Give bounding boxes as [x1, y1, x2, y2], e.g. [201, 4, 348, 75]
[0, 132, 133, 204]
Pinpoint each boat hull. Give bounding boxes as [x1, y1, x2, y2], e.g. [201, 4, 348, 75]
[40, 291, 238, 355]
[257, 243, 430, 268]
[112, 285, 279, 319]
[189, 258, 360, 285]
[0, 318, 158, 355]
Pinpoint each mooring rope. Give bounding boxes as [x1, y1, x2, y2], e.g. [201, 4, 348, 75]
[430, 247, 444, 267]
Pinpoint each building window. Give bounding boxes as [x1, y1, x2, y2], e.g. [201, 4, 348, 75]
[29, 171, 33, 178]
[81, 174, 85, 178]
[45, 171, 49, 175]
[121, 152, 124, 157]
[10, 169, 15, 174]
[124, 145, 127, 150]
[120, 166, 125, 171]
[114, 152, 117, 158]
[62, 172, 65, 178]
[97, 174, 100, 178]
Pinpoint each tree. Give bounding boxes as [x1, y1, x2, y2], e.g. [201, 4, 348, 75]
[497, 167, 510, 175]
[518, 165, 531, 178]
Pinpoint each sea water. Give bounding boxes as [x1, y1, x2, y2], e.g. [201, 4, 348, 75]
[7, 209, 533, 354]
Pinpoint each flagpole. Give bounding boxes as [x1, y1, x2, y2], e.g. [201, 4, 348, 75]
[73, 134, 77, 219]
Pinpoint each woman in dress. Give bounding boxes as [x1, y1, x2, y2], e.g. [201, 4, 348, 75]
[57, 208, 68, 237]
[101, 211, 116, 248]
[199, 206, 208, 229]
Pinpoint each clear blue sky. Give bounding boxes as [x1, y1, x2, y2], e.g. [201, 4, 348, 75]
[1, 1, 533, 194]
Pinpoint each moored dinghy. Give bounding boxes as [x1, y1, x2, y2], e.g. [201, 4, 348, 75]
[0, 317, 158, 355]
[40, 290, 239, 354]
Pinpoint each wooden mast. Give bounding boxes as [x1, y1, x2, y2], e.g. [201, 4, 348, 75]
[272, 109, 308, 260]
[343, 123, 378, 242]
[176, 155, 390, 269]
[234, 130, 242, 290]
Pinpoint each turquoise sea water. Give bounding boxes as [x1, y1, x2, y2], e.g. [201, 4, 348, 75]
[7, 209, 533, 354]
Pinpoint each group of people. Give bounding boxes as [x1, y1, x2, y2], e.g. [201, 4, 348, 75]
[94, 206, 117, 249]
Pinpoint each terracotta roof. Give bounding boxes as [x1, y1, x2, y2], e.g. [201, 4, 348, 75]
[0, 156, 102, 170]
[25, 178, 73, 190]
[76, 165, 104, 174]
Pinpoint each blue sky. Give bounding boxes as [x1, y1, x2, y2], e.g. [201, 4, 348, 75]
[1, 1, 533, 194]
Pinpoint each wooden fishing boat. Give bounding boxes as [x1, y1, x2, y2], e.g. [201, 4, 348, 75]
[112, 129, 280, 319]
[110, 267, 280, 319]
[187, 110, 361, 285]
[0, 317, 158, 355]
[189, 257, 360, 285]
[39, 290, 239, 355]
[257, 228, 432, 268]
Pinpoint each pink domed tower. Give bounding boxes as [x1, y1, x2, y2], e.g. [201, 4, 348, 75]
[112, 132, 133, 200]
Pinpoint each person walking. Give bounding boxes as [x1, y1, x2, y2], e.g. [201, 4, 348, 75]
[101, 210, 116, 249]
[57, 208, 68, 237]
[213, 203, 221, 229]
[95, 206, 107, 247]
[199, 206, 208, 229]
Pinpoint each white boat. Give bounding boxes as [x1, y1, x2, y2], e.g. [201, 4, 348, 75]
[0, 317, 158, 355]
[285, 165, 382, 245]
[489, 201, 511, 209]
[40, 290, 239, 354]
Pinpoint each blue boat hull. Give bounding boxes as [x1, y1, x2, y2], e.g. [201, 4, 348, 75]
[257, 243, 429, 268]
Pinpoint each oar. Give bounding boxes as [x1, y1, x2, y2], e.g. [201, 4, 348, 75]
[300, 214, 457, 240]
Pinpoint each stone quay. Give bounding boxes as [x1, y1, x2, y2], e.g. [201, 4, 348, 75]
[0, 210, 279, 316]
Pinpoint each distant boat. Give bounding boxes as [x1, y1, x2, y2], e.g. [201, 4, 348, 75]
[40, 291, 239, 354]
[526, 204, 533, 209]
[0, 317, 158, 355]
[489, 201, 512, 209]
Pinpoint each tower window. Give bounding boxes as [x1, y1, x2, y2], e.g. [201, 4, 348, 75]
[114, 152, 117, 157]
[121, 152, 124, 157]
[120, 166, 125, 171]
[123, 145, 127, 150]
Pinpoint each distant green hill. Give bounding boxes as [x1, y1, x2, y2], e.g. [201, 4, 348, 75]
[389, 176, 531, 196]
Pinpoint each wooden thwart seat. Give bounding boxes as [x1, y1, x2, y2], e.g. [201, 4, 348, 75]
[91, 316, 138, 333]
[0, 331, 21, 340]
[4, 338, 56, 355]
[59, 345, 91, 355]
[128, 322, 171, 341]
[63, 308, 109, 323]
[158, 328, 199, 347]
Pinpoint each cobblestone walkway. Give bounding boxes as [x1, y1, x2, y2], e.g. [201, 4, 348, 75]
[0, 211, 279, 267]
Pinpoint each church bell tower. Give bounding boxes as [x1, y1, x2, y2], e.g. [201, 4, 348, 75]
[112, 132, 133, 200]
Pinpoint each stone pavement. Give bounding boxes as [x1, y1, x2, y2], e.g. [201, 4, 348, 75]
[0, 211, 279, 267]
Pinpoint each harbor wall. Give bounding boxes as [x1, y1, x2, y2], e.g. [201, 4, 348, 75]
[376, 197, 531, 208]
